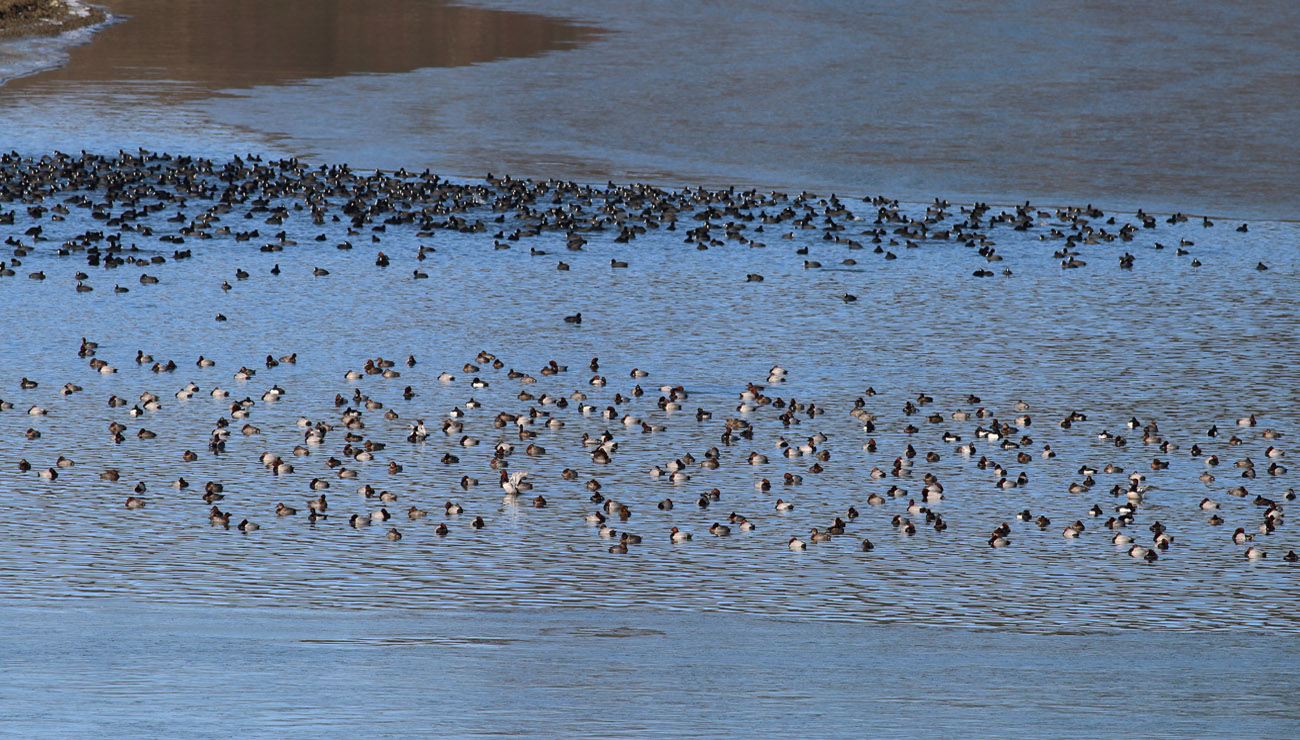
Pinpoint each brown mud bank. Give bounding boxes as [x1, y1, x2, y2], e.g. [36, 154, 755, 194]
[0, 0, 106, 38]
[5, 0, 599, 89]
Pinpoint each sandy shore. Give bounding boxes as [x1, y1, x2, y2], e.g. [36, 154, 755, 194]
[0, 0, 105, 38]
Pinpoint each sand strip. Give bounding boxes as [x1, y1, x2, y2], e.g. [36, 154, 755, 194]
[0, 0, 106, 38]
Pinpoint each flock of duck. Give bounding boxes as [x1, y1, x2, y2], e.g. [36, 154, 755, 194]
[0, 149, 1293, 570]
[0, 149, 1257, 293]
[5, 335, 1296, 565]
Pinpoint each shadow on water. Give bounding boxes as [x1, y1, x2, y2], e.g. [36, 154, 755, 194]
[3, 0, 600, 90]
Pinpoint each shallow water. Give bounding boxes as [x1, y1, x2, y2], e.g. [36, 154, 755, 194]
[0, 0, 1297, 217]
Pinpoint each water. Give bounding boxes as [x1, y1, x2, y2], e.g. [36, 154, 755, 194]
[2, 603, 1296, 740]
[0, 0, 1297, 218]
[0, 2, 1298, 737]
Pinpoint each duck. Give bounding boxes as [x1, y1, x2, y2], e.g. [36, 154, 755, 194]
[788, 536, 807, 551]
[669, 527, 692, 542]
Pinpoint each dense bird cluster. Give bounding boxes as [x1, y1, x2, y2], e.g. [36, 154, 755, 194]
[0, 149, 1254, 293]
[0, 149, 1290, 565]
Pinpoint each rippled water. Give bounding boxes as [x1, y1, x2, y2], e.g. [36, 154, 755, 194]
[1, 3, 1298, 737]
[0, 157, 1296, 636]
[3, 603, 1297, 740]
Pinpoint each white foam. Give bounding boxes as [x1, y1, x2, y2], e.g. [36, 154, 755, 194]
[0, 6, 115, 86]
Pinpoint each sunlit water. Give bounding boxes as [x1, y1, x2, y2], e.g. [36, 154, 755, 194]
[1, 156, 1295, 626]
[1, 2, 1298, 736]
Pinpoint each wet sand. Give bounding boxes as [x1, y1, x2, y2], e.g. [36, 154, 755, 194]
[3, 0, 598, 88]
[0, 0, 104, 38]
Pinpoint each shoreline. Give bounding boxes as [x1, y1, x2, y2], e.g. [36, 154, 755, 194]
[0, 0, 105, 38]
[1, 4, 1294, 224]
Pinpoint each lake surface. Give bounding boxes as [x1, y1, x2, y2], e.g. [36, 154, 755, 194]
[3, 602, 1297, 740]
[1, 0, 1297, 218]
[0, 2, 1298, 738]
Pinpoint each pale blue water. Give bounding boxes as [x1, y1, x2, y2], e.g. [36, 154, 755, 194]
[2, 603, 1297, 740]
[0, 2, 1298, 737]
